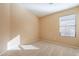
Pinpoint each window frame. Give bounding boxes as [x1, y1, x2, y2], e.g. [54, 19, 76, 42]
[59, 14, 76, 37]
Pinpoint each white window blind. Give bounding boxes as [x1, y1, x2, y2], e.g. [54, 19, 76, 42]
[59, 14, 76, 37]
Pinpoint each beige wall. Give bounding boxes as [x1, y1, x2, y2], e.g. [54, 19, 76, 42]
[0, 4, 40, 53]
[40, 6, 79, 47]
[10, 4, 39, 45]
[0, 4, 10, 52]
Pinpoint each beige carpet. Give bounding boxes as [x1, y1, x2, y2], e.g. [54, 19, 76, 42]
[1, 41, 79, 56]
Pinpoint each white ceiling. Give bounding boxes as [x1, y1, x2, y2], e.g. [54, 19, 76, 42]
[21, 3, 79, 17]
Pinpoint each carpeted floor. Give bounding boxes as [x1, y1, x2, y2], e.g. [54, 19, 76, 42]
[1, 41, 79, 56]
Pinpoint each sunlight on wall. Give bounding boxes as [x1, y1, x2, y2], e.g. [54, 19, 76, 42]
[7, 35, 21, 50]
[7, 35, 39, 50]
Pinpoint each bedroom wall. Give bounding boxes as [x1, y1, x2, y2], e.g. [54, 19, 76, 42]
[10, 4, 39, 45]
[39, 6, 79, 47]
[0, 4, 10, 53]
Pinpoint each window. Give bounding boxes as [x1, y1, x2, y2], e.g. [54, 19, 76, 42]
[59, 14, 76, 37]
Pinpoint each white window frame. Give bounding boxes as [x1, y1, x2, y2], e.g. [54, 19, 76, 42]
[59, 14, 76, 37]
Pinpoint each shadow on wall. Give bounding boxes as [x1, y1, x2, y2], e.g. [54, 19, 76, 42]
[7, 35, 39, 50]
